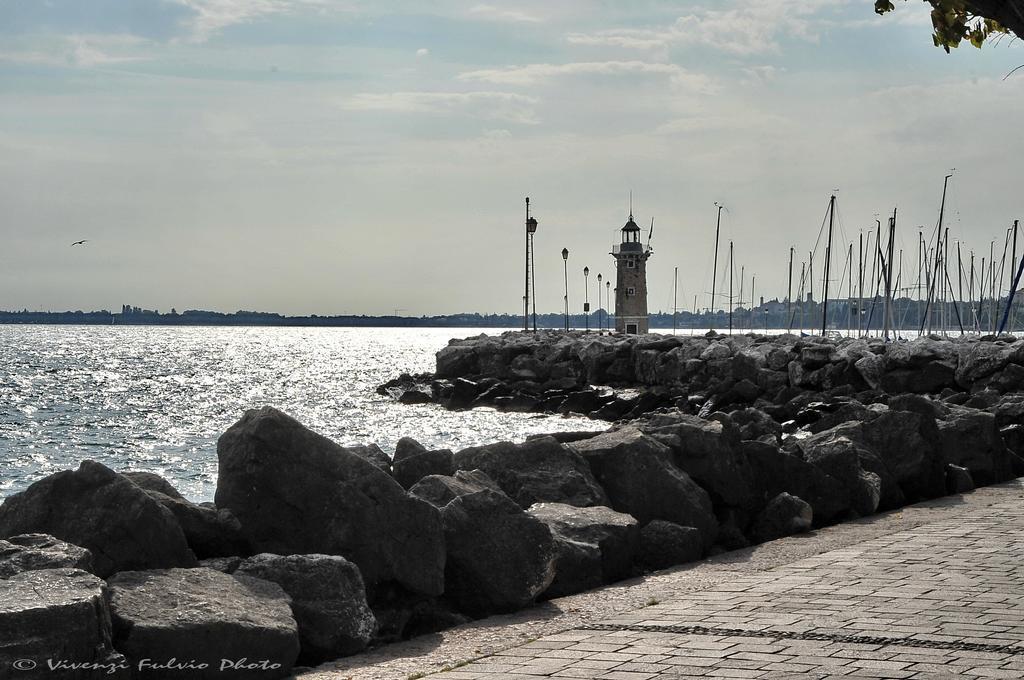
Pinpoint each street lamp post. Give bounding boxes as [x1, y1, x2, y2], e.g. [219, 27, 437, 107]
[597, 273, 603, 333]
[607, 281, 612, 332]
[562, 248, 570, 331]
[583, 266, 590, 332]
[524, 197, 538, 332]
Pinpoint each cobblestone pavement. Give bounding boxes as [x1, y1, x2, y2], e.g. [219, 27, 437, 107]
[305, 481, 1024, 680]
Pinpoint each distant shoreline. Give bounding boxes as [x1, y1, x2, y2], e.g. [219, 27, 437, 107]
[0, 295, 993, 332]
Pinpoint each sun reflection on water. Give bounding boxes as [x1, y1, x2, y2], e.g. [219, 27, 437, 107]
[0, 325, 605, 502]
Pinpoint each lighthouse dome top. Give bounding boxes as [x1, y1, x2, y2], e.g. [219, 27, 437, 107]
[622, 214, 641, 232]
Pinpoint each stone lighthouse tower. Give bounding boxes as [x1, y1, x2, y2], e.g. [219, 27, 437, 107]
[612, 212, 652, 334]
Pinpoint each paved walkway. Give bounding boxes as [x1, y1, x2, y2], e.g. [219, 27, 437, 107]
[304, 481, 1024, 680]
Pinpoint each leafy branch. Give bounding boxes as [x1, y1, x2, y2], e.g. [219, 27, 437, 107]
[875, 0, 1017, 51]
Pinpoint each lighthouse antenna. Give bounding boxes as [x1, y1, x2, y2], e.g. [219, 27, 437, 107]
[648, 217, 654, 252]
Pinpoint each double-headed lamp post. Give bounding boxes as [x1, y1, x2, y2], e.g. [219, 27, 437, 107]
[562, 248, 570, 331]
[583, 266, 590, 332]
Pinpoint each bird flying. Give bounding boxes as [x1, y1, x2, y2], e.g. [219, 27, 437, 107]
[70, 240, 88, 246]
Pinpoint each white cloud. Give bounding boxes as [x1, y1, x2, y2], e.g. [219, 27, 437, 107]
[468, 4, 542, 24]
[416, 47, 430, 58]
[339, 91, 540, 124]
[457, 60, 715, 92]
[566, 1, 848, 56]
[742, 65, 783, 83]
[0, 34, 146, 68]
[171, 0, 332, 41]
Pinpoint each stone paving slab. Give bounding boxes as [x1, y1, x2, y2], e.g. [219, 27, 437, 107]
[302, 480, 1024, 680]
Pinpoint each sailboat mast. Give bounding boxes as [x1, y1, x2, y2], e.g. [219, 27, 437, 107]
[928, 173, 953, 334]
[711, 203, 723, 321]
[808, 252, 813, 334]
[884, 208, 896, 340]
[957, 241, 964, 335]
[787, 247, 794, 325]
[673, 266, 678, 335]
[858, 232, 865, 337]
[751, 275, 756, 333]
[728, 241, 734, 335]
[847, 243, 853, 336]
[822, 194, 835, 336]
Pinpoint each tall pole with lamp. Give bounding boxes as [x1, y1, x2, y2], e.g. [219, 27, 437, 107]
[562, 248, 570, 331]
[583, 267, 590, 332]
[524, 198, 539, 332]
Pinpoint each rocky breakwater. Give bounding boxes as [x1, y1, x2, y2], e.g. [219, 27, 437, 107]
[3, 387, 1024, 675]
[379, 329, 1024, 426]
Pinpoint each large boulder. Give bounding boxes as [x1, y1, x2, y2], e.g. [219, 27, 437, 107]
[0, 534, 93, 579]
[391, 437, 455, 490]
[234, 554, 376, 663]
[0, 568, 126, 677]
[937, 407, 1013, 485]
[569, 427, 717, 548]
[742, 440, 851, 525]
[141, 490, 251, 560]
[107, 568, 299, 680]
[641, 412, 760, 510]
[858, 409, 946, 501]
[215, 407, 445, 596]
[453, 436, 608, 509]
[0, 461, 196, 578]
[437, 489, 557, 617]
[798, 429, 881, 516]
[750, 492, 813, 543]
[435, 343, 480, 378]
[528, 503, 638, 597]
[637, 520, 703, 571]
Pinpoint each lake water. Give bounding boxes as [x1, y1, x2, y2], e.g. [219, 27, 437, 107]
[0, 326, 605, 502]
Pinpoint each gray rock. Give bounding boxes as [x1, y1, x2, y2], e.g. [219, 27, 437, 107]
[392, 437, 455, 490]
[637, 520, 703, 570]
[435, 344, 480, 378]
[408, 470, 502, 508]
[641, 412, 759, 511]
[235, 554, 376, 663]
[0, 461, 196, 578]
[142, 490, 251, 560]
[945, 464, 975, 494]
[742, 440, 851, 525]
[0, 534, 93, 579]
[569, 427, 718, 548]
[798, 430, 880, 516]
[453, 436, 608, 509]
[439, 489, 557, 617]
[955, 341, 1011, 387]
[0, 568, 126, 678]
[858, 409, 946, 502]
[107, 568, 299, 680]
[528, 503, 638, 597]
[347, 443, 392, 474]
[215, 407, 445, 597]
[937, 407, 1013, 485]
[751, 492, 813, 543]
[122, 471, 185, 499]
[199, 556, 242, 573]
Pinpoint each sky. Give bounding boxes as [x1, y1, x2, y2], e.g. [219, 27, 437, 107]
[1, 0, 1022, 316]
